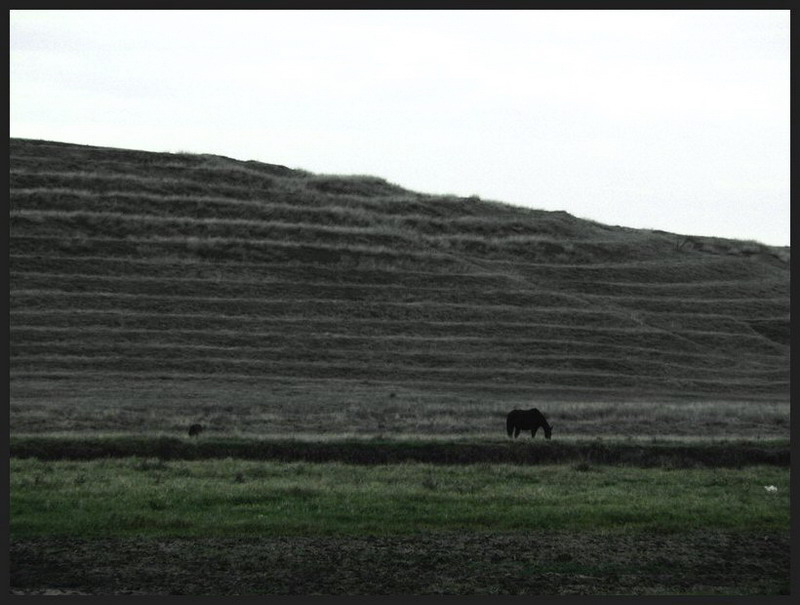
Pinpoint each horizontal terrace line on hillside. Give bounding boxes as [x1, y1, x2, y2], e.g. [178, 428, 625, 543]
[4, 270, 603, 295]
[10, 309, 664, 334]
[12, 325, 781, 364]
[557, 279, 786, 290]
[7, 272, 551, 291]
[10, 155, 294, 173]
[12, 209, 657, 250]
[12, 335, 763, 361]
[10, 290, 602, 312]
[7, 305, 680, 333]
[8, 234, 464, 261]
[10, 170, 441, 214]
[10, 142, 300, 165]
[10, 168, 275, 187]
[1, 307, 654, 325]
[10, 288, 592, 313]
[9, 311, 775, 349]
[10, 208, 419, 236]
[7, 370, 712, 396]
[11, 292, 785, 335]
[10, 343, 782, 378]
[10, 155, 298, 175]
[9, 252, 773, 278]
[9, 270, 783, 296]
[10, 171, 277, 199]
[11, 165, 606, 222]
[11, 189, 405, 220]
[478, 256, 786, 274]
[13, 315, 782, 356]
[12, 189, 594, 231]
[11, 354, 787, 385]
[6, 307, 770, 336]
[10, 259, 787, 299]
[579, 293, 786, 305]
[10, 282, 786, 315]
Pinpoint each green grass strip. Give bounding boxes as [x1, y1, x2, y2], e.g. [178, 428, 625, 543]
[11, 458, 789, 538]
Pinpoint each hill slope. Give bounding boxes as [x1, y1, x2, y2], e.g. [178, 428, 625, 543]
[9, 138, 790, 436]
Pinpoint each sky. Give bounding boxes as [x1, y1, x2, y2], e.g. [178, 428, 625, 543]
[9, 10, 790, 247]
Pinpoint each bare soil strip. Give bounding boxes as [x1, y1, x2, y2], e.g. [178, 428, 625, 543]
[9, 531, 789, 595]
[10, 436, 789, 468]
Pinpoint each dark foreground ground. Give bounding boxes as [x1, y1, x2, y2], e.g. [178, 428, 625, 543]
[10, 530, 789, 596]
[9, 435, 790, 467]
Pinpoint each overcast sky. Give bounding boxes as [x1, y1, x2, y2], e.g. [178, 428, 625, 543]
[10, 10, 790, 247]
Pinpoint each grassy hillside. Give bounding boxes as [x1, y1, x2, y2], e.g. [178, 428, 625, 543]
[9, 138, 790, 438]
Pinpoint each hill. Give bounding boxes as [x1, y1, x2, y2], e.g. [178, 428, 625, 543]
[9, 138, 790, 438]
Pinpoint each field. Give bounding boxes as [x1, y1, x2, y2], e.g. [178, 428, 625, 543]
[9, 138, 791, 595]
[9, 379, 791, 440]
[9, 452, 791, 595]
[10, 393, 791, 595]
[9, 531, 790, 596]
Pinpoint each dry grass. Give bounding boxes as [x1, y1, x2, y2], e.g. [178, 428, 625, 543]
[9, 378, 789, 440]
[9, 137, 789, 430]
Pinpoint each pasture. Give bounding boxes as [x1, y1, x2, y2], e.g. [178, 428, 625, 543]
[9, 378, 791, 440]
[9, 384, 792, 595]
[9, 139, 790, 595]
[9, 377, 791, 594]
[10, 455, 791, 595]
[11, 458, 790, 537]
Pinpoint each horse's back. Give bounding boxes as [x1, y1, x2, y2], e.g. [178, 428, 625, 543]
[506, 409, 526, 425]
[507, 408, 544, 428]
[526, 408, 545, 421]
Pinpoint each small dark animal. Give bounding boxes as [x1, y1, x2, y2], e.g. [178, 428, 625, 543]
[188, 423, 204, 438]
[506, 408, 553, 439]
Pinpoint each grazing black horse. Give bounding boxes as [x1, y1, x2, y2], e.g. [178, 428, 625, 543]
[506, 408, 553, 439]
[188, 423, 204, 438]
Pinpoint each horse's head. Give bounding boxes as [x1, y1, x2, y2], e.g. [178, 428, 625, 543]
[544, 424, 553, 440]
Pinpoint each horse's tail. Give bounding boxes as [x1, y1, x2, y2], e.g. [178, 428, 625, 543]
[506, 414, 514, 437]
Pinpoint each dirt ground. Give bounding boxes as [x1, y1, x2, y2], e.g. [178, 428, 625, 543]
[9, 530, 789, 596]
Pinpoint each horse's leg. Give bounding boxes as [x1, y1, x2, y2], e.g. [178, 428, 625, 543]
[514, 426, 521, 438]
[531, 426, 538, 438]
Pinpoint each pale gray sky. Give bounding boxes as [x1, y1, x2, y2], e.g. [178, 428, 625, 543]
[10, 10, 790, 246]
